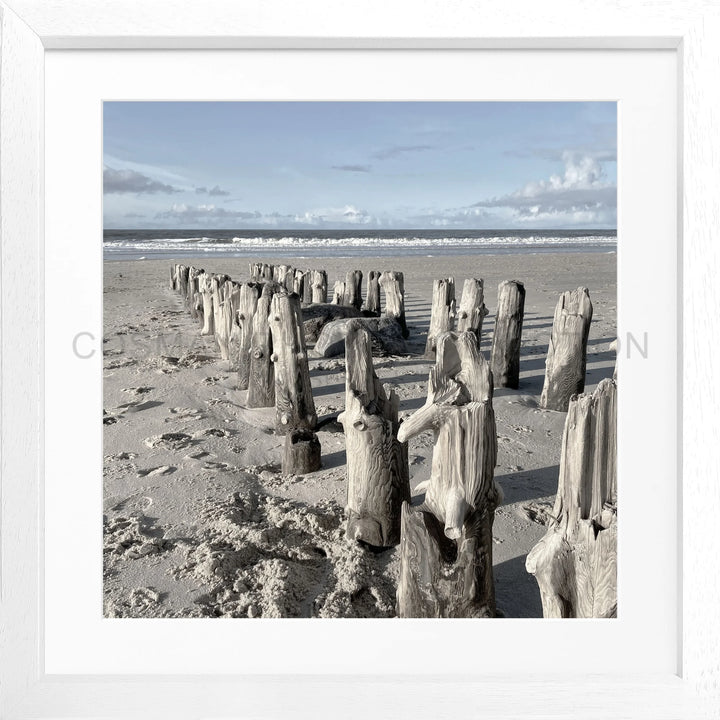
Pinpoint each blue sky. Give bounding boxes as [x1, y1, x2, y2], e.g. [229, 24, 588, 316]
[103, 101, 616, 230]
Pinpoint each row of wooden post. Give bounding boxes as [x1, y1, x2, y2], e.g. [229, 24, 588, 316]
[424, 277, 528, 392]
[170, 262, 410, 476]
[425, 277, 595, 413]
[171, 263, 613, 618]
[171, 262, 321, 474]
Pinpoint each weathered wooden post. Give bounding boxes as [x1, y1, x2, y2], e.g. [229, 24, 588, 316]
[364, 270, 381, 315]
[338, 321, 410, 547]
[198, 272, 215, 336]
[342, 270, 363, 310]
[331, 280, 345, 305]
[282, 429, 321, 475]
[379, 271, 408, 338]
[216, 281, 241, 363]
[301, 271, 313, 305]
[456, 278, 487, 340]
[540, 287, 593, 412]
[170, 264, 177, 291]
[247, 283, 279, 408]
[396, 331, 501, 617]
[310, 270, 328, 304]
[250, 262, 274, 283]
[235, 283, 261, 388]
[269, 290, 318, 434]
[211, 274, 231, 350]
[185, 266, 200, 317]
[490, 280, 526, 389]
[424, 278, 455, 358]
[273, 264, 295, 293]
[177, 265, 190, 299]
[190, 270, 205, 325]
[526, 378, 617, 618]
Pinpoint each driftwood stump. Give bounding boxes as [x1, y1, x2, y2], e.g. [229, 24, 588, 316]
[269, 291, 318, 434]
[216, 281, 241, 362]
[490, 280, 526, 389]
[540, 287, 593, 412]
[424, 278, 455, 358]
[282, 429, 321, 475]
[186, 266, 202, 319]
[250, 262, 274, 283]
[526, 378, 617, 618]
[379, 271, 408, 338]
[456, 278, 487, 340]
[247, 283, 279, 408]
[301, 271, 313, 305]
[198, 272, 215, 336]
[331, 281, 345, 305]
[342, 270, 363, 310]
[338, 322, 410, 547]
[397, 331, 500, 617]
[364, 270, 381, 315]
[176, 265, 189, 298]
[310, 270, 328, 304]
[292, 270, 305, 298]
[211, 274, 231, 348]
[235, 283, 261, 389]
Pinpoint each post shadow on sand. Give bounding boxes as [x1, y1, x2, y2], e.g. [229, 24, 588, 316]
[494, 554, 543, 618]
[495, 465, 560, 505]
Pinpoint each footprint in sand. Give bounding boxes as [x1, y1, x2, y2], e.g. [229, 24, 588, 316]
[136, 465, 176, 477]
[105, 358, 136, 370]
[195, 428, 229, 438]
[144, 432, 193, 450]
[105, 451, 138, 461]
[202, 461, 236, 472]
[168, 407, 207, 421]
[121, 386, 153, 395]
[117, 400, 164, 413]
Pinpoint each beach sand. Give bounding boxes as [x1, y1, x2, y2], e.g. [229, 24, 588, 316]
[103, 251, 616, 618]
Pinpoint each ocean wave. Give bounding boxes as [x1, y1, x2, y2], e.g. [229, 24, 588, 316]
[105, 234, 616, 252]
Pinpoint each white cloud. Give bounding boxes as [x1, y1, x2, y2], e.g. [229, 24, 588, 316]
[471, 151, 616, 226]
[294, 205, 374, 225]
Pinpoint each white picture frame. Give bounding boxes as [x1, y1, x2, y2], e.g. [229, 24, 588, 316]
[1, 1, 718, 717]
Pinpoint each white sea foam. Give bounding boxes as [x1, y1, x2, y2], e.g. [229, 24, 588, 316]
[105, 233, 616, 257]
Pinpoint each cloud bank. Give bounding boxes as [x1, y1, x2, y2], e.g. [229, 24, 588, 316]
[195, 185, 231, 197]
[104, 167, 181, 195]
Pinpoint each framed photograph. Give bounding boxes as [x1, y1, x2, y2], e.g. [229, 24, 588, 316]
[2, 1, 718, 718]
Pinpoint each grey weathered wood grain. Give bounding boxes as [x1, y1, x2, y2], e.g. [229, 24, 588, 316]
[379, 270, 408, 338]
[490, 280, 526, 389]
[397, 331, 500, 617]
[309, 269, 328, 304]
[456, 278, 487, 340]
[282, 429, 322, 475]
[269, 290, 317, 434]
[235, 282, 261, 389]
[342, 270, 363, 310]
[246, 282, 279, 408]
[198, 271, 215, 336]
[424, 277, 455, 358]
[365, 270, 381, 315]
[216, 280, 240, 363]
[331, 280, 345, 304]
[526, 378, 617, 618]
[338, 321, 410, 547]
[540, 286, 593, 412]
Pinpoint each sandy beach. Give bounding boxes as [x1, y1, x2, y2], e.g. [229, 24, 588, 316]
[103, 251, 616, 619]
